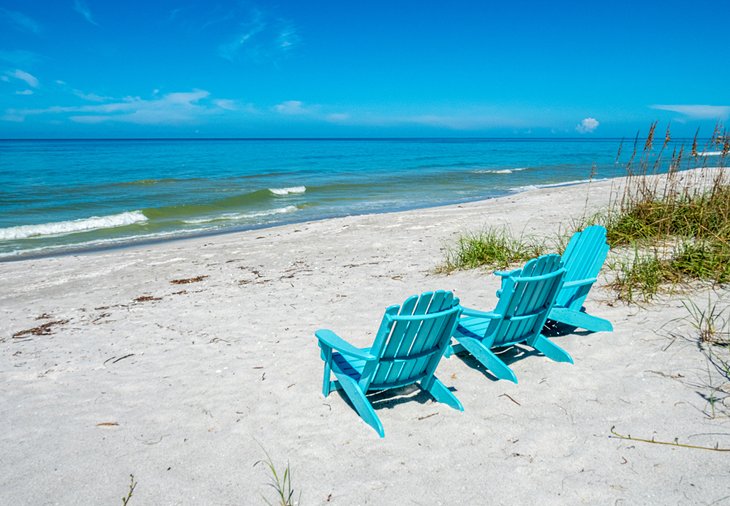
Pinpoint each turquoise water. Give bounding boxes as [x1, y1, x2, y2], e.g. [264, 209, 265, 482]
[0, 138, 714, 259]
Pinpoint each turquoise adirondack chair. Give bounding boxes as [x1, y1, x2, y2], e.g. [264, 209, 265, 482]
[316, 290, 463, 437]
[499, 225, 612, 333]
[549, 225, 613, 332]
[448, 254, 572, 383]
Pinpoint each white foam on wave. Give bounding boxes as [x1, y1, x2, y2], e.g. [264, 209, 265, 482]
[698, 151, 724, 156]
[0, 211, 148, 241]
[473, 167, 528, 175]
[269, 186, 306, 195]
[511, 178, 607, 193]
[0, 228, 205, 259]
[182, 205, 299, 224]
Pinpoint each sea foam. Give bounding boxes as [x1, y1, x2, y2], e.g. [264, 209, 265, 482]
[182, 206, 298, 224]
[0, 211, 148, 240]
[269, 186, 306, 195]
[698, 151, 723, 156]
[512, 178, 607, 193]
[0, 229, 196, 259]
[473, 167, 528, 174]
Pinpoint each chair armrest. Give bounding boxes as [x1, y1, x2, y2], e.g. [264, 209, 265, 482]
[461, 307, 501, 319]
[315, 329, 376, 360]
[562, 277, 597, 289]
[493, 268, 520, 278]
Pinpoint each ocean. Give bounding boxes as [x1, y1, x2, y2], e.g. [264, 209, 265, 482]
[0, 138, 718, 260]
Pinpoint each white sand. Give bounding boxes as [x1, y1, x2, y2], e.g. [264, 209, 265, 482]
[1, 173, 729, 505]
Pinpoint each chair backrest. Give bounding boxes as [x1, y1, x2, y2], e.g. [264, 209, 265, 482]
[487, 254, 566, 347]
[363, 291, 461, 391]
[556, 225, 609, 308]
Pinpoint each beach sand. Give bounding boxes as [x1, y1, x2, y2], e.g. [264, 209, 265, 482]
[1, 173, 729, 505]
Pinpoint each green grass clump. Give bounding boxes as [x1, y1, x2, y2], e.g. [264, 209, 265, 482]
[605, 183, 730, 247]
[671, 240, 730, 284]
[600, 122, 730, 302]
[604, 180, 730, 302]
[438, 228, 545, 273]
[608, 250, 671, 302]
[254, 447, 300, 506]
[682, 297, 730, 347]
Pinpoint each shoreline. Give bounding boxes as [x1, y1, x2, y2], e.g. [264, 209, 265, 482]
[2, 169, 729, 504]
[0, 175, 605, 263]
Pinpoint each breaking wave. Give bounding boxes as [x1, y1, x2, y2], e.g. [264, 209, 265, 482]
[182, 205, 299, 224]
[0, 211, 148, 241]
[269, 186, 307, 195]
[473, 167, 528, 174]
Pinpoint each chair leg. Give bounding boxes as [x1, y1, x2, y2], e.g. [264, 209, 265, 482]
[549, 307, 613, 333]
[421, 376, 463, 411]
[456, 337, 518, 384]
[335, 373, 385, 437]
[529, 334, 574, 364]
[321, 347, 333, 397]
[444, 342, 458, 358]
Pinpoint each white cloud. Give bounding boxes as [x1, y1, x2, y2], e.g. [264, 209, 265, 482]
[576, 117, 599, 134]
[74, 0, 99, 26]
[0, 49, 41, 66]
[213, 99, 238, 111]
[217, 8, 299, 63]
[274, 100, 310, 115]
[73, 89, 113, 102]
[0, 8, 41, 34]
[15, 89, 33, 95]
[5, 69, 39, 88]
[277, 24, 300, 51]
[326, 113, 350, 122]
[0, 113, 25, 122]
[219, 9, 266, 61]
[651, 104, 730, 120]
[365, 113, 531, 130]
[4, 89, 242, 125]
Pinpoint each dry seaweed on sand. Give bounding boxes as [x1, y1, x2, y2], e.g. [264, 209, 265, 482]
[133, 295, 162, 303]
[12, 319, 70, 339]
[170, 275, 209, 285]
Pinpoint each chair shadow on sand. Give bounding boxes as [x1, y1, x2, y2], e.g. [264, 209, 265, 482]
[449, 345, 543, 382]
[541, 319, 594, 338]
[332, 382, 463, 413]
[452, 319, 595, 382]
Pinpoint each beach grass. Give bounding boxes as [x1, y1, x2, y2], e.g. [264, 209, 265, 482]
[600, 123, 729, 301]
[606, 248, 673, 303]
[254, 447, 300, 506]
[121, 474, 137, 506]
[671, 296, 730, 418]
[682, 297, 730, 347]
[437, 228, 545, 273]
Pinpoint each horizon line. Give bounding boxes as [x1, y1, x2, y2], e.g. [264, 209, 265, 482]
[0, 136, 709, 142]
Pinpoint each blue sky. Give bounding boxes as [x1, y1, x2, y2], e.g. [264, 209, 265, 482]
[0, 0, 728, 138]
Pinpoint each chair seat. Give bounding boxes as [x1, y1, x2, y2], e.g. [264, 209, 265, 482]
[455, 316, 524, 348]
[331, 347, 372, 381]
[456, 315, 490, 333]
